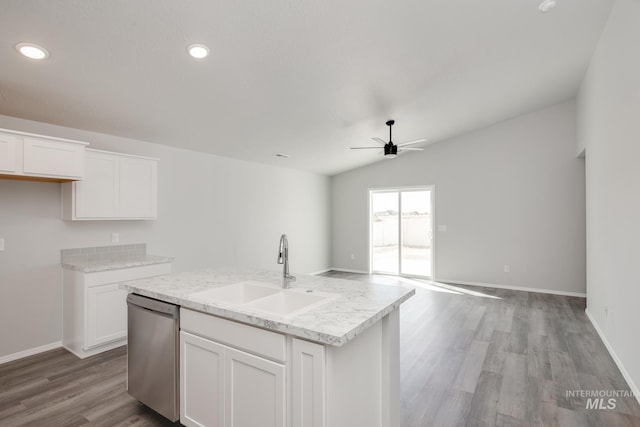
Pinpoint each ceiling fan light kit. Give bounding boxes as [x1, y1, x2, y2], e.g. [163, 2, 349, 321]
[351, 119, 426, 158]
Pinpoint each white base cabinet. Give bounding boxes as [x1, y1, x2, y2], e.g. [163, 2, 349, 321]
[180, 310, 286, 427]
[180, 308, 400, 427]
[0, 128, 88, 182]
[62, 149, 158, 220]
[62, 263, 171, 358]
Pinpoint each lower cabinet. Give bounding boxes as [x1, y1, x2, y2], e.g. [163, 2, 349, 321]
[62, 263, 171, 358]
[179, 308, 400, 427]
[181, 331, 286, 427]
[181, 332, 225, 427]
[180, 309, 323, 427]
[225, 347, 285, 427]
[86, 283, 128, 348]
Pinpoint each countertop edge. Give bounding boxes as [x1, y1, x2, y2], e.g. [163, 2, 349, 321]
[120, 284, 416, 347]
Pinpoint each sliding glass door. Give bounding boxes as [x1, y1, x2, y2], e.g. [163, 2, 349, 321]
[370, 187, 433, 278]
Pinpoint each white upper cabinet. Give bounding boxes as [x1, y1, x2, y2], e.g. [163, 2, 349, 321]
[0, 133, 19, 174]
[63, 149, 158, 220]
[0, 128, 88, 181]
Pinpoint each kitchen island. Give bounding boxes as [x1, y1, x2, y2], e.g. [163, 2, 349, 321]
[121, 268, 415, 427]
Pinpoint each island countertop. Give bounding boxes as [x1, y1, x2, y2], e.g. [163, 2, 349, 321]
[120, 268, 415, 346]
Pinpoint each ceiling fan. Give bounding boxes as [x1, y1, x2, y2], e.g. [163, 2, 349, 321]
[351, 120, 427, 158]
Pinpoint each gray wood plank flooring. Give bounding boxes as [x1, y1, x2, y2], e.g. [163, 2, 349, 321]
[1, 271, 639, 426]
[322, 272, 640, 427]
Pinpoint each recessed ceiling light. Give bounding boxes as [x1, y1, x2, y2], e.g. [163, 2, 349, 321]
[187, 44, 210, 59]
[15, 42, 49, 60]
[539, 0, 557, 13]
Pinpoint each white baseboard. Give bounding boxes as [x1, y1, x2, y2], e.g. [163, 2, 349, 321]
[63, 339, 127, 360]
[585, 309, 640, 405]
[308, 268, 333, 276]
[329, 268, 369, 275]
[0, 341, 62, 365]
[438, 279, 586, 298]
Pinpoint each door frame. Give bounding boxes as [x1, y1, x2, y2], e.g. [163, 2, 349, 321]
[368, 185, 436, 279]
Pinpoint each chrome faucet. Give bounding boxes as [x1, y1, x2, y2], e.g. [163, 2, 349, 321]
[277, 234, 296, 288]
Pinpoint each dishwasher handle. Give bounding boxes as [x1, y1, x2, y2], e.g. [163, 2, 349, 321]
[127, 293, 179, 318]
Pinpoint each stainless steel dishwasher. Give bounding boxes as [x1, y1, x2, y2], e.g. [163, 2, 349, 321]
[127, 293, 180, 422]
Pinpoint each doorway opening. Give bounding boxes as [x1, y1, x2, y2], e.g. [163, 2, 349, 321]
[370, 187, 434, 279]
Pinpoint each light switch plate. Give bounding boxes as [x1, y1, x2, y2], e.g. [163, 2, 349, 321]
[437, 225, 448, 232]
[111, 233, 120, 243]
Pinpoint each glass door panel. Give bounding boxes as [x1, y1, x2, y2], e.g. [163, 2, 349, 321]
[401, 190, 432, 277]
[371, 192, 399, 274]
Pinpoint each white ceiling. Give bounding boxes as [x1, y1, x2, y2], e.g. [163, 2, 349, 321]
[0, 0, 612, 176]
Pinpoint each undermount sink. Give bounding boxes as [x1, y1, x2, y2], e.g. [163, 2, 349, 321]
[192, 281, 336, 317]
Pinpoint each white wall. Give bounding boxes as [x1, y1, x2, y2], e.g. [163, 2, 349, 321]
[332, 101, 586, 295]
[0, 115, 330, 359]
[577, 0, 640, 396]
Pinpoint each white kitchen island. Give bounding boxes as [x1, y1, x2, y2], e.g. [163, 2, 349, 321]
[121, 268, 415, 427]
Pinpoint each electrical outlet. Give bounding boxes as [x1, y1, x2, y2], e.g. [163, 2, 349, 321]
[504, 264, 510, 273]
[111, 233, 120, 243]
[350, 254, 355, 260]
[438, 225, 448, 232]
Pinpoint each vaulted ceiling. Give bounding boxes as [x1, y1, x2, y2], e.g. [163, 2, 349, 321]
[0, 0, 613, 175]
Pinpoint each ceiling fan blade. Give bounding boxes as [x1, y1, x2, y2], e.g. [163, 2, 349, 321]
[372, 137, 387, 145]
[399, 147, 423, 151]
[351, 147, 382, 149]
[397, 138, 427, 147]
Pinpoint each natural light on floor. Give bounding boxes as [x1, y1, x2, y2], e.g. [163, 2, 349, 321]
[391, 276, 503, 300]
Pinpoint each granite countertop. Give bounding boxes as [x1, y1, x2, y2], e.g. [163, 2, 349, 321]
[62, 255, 173, 273]
[120, 268, 415, 347]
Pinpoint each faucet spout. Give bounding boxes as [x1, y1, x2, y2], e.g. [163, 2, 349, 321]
[277, 234, 296, 288]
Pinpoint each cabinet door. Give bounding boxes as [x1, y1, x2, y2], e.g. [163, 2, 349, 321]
[85, 283, 128, 349]
[0, 133, 19, 174]
[225, 348, 285, 427]
[119, 156, 157, 218]
[23, 137, 85, 178]
[181, 332, 225, 427]
[75, 151, 119, 218]
[292, 339, 326, 427]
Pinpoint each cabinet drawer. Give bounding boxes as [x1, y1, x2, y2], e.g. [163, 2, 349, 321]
[181, 308, 286, 363]
[23, 137, 85, 178]
[85, 263, 171, 287]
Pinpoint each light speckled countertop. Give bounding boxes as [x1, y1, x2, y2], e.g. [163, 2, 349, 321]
[120, 268, 415, 346]
[62, 255, 173, 273]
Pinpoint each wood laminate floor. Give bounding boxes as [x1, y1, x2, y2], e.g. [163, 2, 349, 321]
[1, 272, 639, 426]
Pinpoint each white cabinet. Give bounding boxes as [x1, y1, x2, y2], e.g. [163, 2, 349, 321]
[0, 128, 88, 181]
[181, 332, 225, 427]
[0, 133, 19, 174]
[86, 283, 128, 348]
[292, 339, 326, 427]
[22, 136, 85, 178]
[180, 310, 286, 427]
[62, 149, 158, 220]
[62, 263, 171, 358]
[225, 347, 285, 427]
